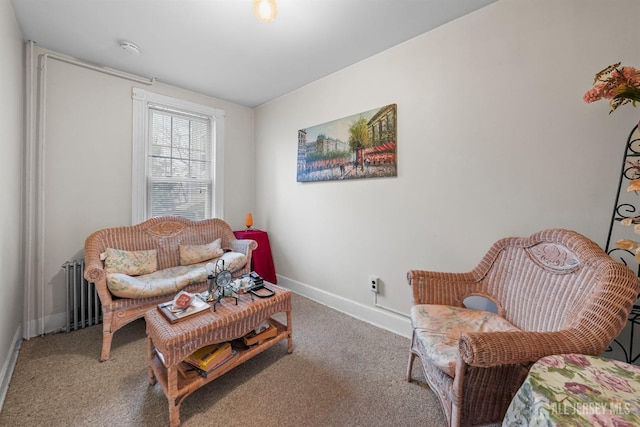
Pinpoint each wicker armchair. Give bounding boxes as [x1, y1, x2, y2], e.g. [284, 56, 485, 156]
[406, 228, 639, 427]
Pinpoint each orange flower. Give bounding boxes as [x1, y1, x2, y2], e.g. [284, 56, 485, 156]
[584, 62, 640, 112]
[616, 239, 638, 250]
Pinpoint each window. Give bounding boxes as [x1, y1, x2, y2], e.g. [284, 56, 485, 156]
[132, 89, 225, 223]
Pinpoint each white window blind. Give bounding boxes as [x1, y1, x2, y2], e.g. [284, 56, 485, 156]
[132, 89, 225, 224]
[148, 106, 211, 220]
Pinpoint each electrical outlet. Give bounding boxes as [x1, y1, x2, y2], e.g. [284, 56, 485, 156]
[369, 275, 379, 293]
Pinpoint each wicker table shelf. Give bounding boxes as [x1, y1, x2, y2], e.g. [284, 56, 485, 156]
[144, 284, 292, 427]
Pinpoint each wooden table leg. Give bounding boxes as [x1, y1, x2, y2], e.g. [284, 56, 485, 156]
[286, 309, 293, 353]
[167, 365, 181, 427]
[147, 337, 156, 385]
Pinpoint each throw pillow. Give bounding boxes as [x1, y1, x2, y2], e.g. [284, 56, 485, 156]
[103, 248, 158, 276]
[179, 238, 224, 266]
[216, 251, 248, 273]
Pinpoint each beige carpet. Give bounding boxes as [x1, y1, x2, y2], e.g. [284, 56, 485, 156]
[0, 293, 445, 427]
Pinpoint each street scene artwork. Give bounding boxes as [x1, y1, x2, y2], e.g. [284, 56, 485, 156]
[297, 104, 397, 182]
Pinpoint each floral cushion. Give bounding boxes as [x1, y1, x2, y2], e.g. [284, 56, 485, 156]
[103, 248, 157, 276]
[213, 251, 248, 274]
[179, 238, 224, 266]
[411, 304, 520, 377]
[107, 265, 207, 299]
[105, 251, 248, 299]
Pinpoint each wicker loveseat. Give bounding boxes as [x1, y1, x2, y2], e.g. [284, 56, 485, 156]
[84, 216, 257, 361]
[407, 228, 639, 427]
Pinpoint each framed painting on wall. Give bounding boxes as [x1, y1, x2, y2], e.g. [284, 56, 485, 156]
[297, 104, 397, 182]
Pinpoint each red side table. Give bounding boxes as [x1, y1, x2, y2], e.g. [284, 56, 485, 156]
[233, 229, 277, 284]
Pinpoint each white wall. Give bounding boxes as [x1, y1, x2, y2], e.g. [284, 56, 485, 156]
[0, 0, 24, 405]
[254, 0, 640, 337]
[24, 46, 255, 334]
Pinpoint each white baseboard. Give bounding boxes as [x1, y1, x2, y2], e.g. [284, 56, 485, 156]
[23, 311, 66, 339]
[0, 326, 23, 411]
[23, 276, 411, 342]
[276, 275, 412, 339]
[23, 276, 411, 341]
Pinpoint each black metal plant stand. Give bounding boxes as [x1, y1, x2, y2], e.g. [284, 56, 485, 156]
[605, 124, 640, 364]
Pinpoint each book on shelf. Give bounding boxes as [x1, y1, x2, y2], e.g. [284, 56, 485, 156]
[184, 342, 233, 371]
[242, 320, 278, 346]
[188, 350, 238, 377]
[177, 361, 200, 379]
[157, 294, 210, 323]
[157, 346, 235, 380]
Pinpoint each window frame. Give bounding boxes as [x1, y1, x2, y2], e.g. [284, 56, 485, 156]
[132, 88, 225, 224]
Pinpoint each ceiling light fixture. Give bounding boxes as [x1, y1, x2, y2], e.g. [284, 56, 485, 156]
[253, 0, 277, 23]
[120, 41, 141, 55]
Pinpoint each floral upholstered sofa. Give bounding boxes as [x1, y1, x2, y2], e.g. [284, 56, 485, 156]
[84, 216, 257, 361]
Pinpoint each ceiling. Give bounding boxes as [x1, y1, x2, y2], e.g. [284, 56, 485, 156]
[11, 0, 497, 108]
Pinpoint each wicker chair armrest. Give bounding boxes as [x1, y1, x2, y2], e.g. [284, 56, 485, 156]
[407, 269, 484, 306]
[458, 329, 596, 367]
[229, 238, 258, 254]
[84, 234, 106, 283]
[84, 262, 105, 283]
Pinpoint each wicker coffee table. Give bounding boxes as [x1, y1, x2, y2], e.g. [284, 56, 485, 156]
[144, 284, 292, 427]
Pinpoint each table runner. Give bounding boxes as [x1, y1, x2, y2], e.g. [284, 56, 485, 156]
[502, 354, 640, 426]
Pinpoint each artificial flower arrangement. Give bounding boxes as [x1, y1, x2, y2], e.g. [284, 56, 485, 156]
[584, 62, 640, 259]
[583, 62, 640, 112]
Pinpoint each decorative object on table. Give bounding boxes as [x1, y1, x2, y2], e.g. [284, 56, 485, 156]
[231, 276, 253, 294]
[209, 259, 238, 311]
[242, 271, 276, 298]
[215, 260, 233, 294]
[157, 292, 210, 323]
[297, 104, 397, 182]
[201, 262, 219, 302]
[243, 271, 264, 287]
[173, 290, 193, 309]
[245, 212, 253, 229]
